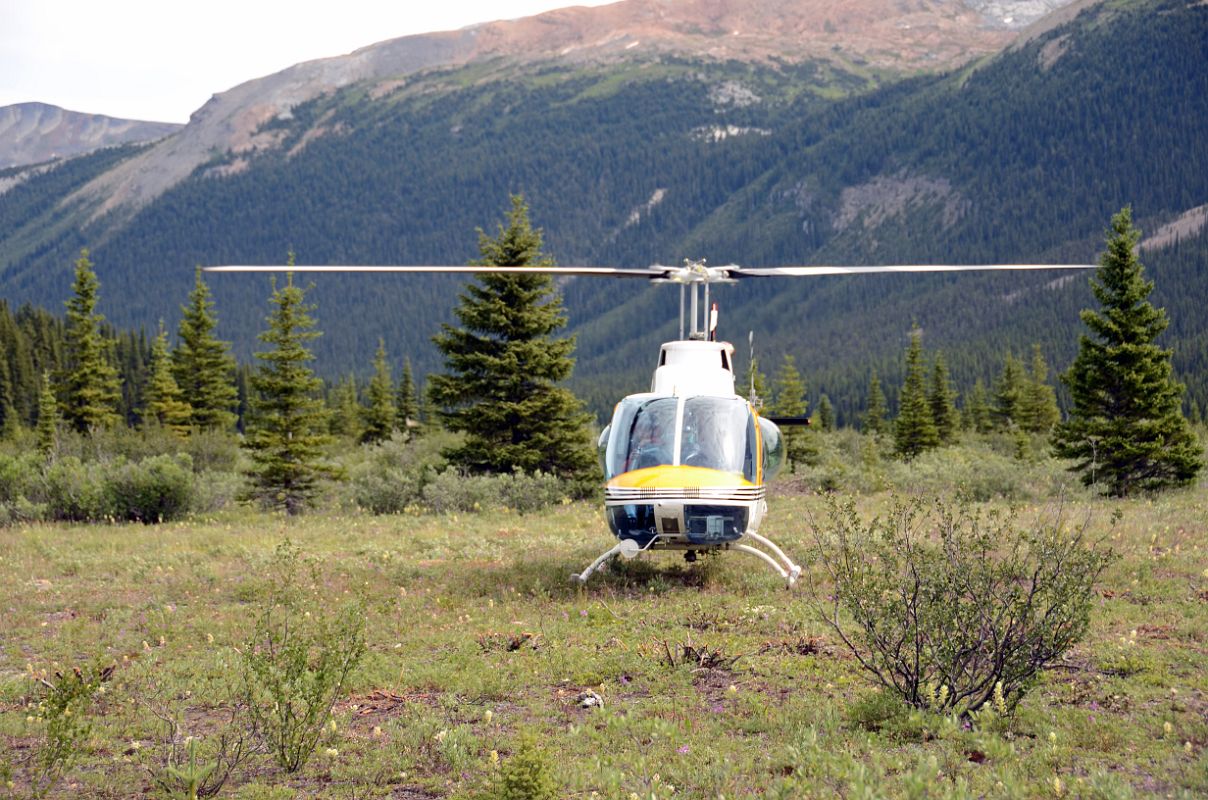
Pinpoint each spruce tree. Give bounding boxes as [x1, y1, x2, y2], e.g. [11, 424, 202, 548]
[429, 196, 595, 479]
[243, 272, 335, 514]
[36, 371, 59, 456]
[894, 328, 939, 459]
[862, 372, 888, 436]
[361, 338, 397, 444]
[816, 395, 835, 431]
[966, 379, 993, 434]
[770, 354, 815, 472]
[61, 249, 121, 432]
[0, 355, 14, 437]
[397, 357, 420, 438]
[1021, 344, 1061, 433]
[1052, 208, 1203, 495]
[928, 353, 959, 444]
[329, 375, 363, 440]
[992, 352, 1026, 430]
[143, 321, 193, 436]
[174, 267, 238, 430]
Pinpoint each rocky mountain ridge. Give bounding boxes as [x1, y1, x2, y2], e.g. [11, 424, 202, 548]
[66, 0, 1077, 220]
[0, 102, 179, 169]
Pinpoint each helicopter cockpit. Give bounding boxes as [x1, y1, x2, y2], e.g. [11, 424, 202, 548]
[601, 395, 762, 480]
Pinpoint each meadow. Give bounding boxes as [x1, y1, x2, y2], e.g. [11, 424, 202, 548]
[1, 452, 1206, 798]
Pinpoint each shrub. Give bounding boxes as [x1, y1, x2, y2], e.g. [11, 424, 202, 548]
[106, 454, 194, 523]
[495, 734, 557, 800]
[240, 540, 366, 772]
[0, 451, 40, 504]
[5, 663, 112, 798]
[348, 431, 452, 513]
[807, 495, 1114, 717]
[40, 456, 111, 522]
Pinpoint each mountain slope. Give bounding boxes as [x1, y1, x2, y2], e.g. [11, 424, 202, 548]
[1, 0, 1205, 422]
[53, 0, 1026, 223]
[0, 103, 179, 168]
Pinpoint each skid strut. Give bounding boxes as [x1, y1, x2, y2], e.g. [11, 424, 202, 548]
[572, 532, 801, 588]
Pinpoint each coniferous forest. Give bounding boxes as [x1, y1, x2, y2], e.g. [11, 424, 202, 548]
[1, 0, 1206, 426]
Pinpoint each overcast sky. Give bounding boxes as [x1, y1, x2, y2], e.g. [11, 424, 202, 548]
[1, 0, 618, 123]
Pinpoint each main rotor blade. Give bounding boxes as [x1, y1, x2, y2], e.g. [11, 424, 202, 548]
[204, 264, 663, 278]
[733, 264, 1096, 277]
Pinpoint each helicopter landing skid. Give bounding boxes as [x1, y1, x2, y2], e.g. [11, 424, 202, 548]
[571, 532, 801, 588]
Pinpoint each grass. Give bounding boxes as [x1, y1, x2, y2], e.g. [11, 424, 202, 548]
[1, 483, 1206, 798]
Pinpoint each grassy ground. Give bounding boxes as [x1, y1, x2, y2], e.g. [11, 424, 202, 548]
[1, 483, 1206, 798]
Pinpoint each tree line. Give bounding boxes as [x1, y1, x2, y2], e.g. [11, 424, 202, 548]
[2, 203, 1202, 511]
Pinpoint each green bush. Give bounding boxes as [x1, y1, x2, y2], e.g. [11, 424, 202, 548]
[105, 453, 194, 523]
[421, 470, 503, 513]
[808, 495, 1114, 717]
[348, 431, 451, 513]
[495, 734, 557, 800]
[41, 456, 111, 522]
[0, 451, 40, 504]
[241, 540, 366, 772]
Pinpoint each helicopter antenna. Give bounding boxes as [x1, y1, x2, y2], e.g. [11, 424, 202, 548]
[747, 330, 761, 408]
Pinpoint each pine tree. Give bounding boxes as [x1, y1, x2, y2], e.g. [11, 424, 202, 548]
[397, 357, 420, 437]
[816, 395, 835, 431]
[361, 338, 397, 444]
[1052, 208, 1203, 495]
[965, 379, 993, 434]
[143, 321, 193, 436]
[329, 375, 363, 440]
[0, 355, 15, 437]
[992, 352, 1026, 430]
[862, 372, 888, 436]
[174, 267, 238, 430]
[429, 196, 595, 479]
[243, 271, 335, 514]
[894, 328, 939, 459]
[770, 354, 815, 472]
[1020, 344, 1061, 433]
[928, 352, 959, 444]
[61, 249, 121, 432]
[36, 371, 59, 456]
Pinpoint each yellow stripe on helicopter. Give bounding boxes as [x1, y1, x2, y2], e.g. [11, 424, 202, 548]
[607, 465, 756, 490]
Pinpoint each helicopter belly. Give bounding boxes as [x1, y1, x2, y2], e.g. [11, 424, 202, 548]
[604, 465, 766, 548]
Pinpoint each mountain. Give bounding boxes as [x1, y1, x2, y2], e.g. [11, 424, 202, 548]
[1, 0, 1205, 423]
[0, 102, 180, 168]
[47, 0, 1034, 223]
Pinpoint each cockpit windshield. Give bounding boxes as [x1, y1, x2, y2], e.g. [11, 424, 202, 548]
[604, 396, 756, 480]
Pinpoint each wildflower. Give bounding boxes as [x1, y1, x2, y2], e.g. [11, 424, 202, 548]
[324, 747, 338, 758]
[1053, 776, 1064, 796]
[372, 726, 383, 737]
[489, 750, 499, 765]
[329, 718, 337, 733]
[728, 684, 737, 694]
[206, 633, 214, 644]
[434, 729, 448, 743]
[1048, 731, 1057, 745]
[1164, 721, 1173, 737]
[677, 745, 690, 754]
[484, 709, 493, 724]
[1186, 741, 1194, 754]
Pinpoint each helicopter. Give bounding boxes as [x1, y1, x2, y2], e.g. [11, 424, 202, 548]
[206, 259, 1094, 586]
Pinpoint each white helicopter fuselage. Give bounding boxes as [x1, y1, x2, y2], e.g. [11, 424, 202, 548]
[594, 340, 790, 577]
